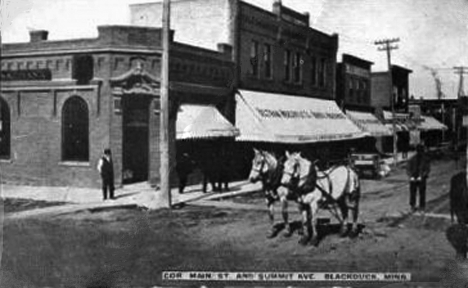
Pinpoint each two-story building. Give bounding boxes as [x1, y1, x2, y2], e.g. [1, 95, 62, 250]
[335, 54, 391, 159]
[0, 26, 236, 188]
[371, 65, 413, 114]
[370, 65, 414, 154]
[131, 0, 365, 169]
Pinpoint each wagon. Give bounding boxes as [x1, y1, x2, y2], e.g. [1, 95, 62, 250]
[349, 153, 381, 179]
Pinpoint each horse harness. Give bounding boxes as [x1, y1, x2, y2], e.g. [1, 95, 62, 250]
[257, 154, 283, 201]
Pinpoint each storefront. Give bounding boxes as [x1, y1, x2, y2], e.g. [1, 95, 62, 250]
[416, 115, 448, 147]
[233, 89, 365, 173]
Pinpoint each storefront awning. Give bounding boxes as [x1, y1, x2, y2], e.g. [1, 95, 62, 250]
[235, 90, 366, 143]
[417, 115, 448, 131]
[346, 110, 392, 137]
[383, 111, 417, 132]
[176, 104, 239, 140]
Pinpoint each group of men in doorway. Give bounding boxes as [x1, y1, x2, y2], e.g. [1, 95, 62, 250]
[175, 149, 231, 194]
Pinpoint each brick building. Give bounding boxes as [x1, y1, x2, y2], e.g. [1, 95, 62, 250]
[336, 54, 374, 112]
[0, 26, 234, 187]
[130, 0, 359, 172]
[371, 65, 413, 113]
[130, 0, 339, 100]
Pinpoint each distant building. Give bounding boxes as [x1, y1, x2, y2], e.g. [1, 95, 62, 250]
[371, 65, 412, 114]
[336, 54, 374, 112]
[409, 98, 461, 144]
[130, 0, 339, 100]
[0, 26, 235, 187]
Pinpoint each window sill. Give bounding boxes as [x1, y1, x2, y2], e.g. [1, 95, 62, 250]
[0, 158, 13, 164]
[59, 161, 91, 167]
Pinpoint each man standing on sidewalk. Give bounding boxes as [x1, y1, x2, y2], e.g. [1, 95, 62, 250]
[97, 148, 115, 200]
[406, 144, 431, 213]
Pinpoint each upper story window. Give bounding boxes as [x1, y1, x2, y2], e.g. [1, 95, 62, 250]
[0, 97, 11, 159]
[293, 53, 302, 83]
[250, 41, 259, 77]
[263, 44, 272, 79]
[311, 56, 317, 86]
[319, 58, 327, 87]
[284, 49, 291, 82]
[62, 96, 89, 162]
[348, 78, 354, 102]
[72, 54, 94, 85]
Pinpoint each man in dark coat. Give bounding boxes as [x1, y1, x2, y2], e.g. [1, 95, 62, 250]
[175, 152, 195, 194]
[97, 148, 115, 200]
[406, 144, 431, 213]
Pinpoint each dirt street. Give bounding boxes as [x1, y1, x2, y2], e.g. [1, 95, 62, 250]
[1, 157, 467, 288]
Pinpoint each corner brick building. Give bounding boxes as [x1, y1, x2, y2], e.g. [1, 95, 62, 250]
[0, 26, 234, 187]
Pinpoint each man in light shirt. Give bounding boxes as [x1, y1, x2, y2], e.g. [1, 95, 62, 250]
[97, 148, 115, 200]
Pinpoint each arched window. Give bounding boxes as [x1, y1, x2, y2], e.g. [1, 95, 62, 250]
[62, 96, 89, 161]
[0, 97, 11, 159]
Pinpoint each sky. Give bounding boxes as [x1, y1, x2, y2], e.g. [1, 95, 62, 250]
[1, 0, 467, 99]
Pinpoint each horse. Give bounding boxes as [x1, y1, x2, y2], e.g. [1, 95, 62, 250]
[248, 149, 300, 238]
[449, 171, 468, 225]
[281, 151, 361, 246]
[447, 171, 468, 259]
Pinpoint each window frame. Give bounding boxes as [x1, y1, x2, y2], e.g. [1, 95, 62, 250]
[263, 43, 273, 79]
[311, 56, 317, 86]
[0, 97, 11, 159]
[61, 96, 90, 162]
[284, 49, 291, 82]
[293, 52, 303, 84]
[249, 40, 259, 77]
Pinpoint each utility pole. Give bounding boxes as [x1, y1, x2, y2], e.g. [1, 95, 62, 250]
[159, 0, 171, 209]
[454, 67, 468, 149]
[375, 38, 400, 167]
[454, 66, 468, 170]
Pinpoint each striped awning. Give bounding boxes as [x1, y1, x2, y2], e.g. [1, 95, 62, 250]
[235, 90, 366, 143]
[417, 115, 448, 131]
[176, 104, 239, 140]
[346, 110, 392, 137]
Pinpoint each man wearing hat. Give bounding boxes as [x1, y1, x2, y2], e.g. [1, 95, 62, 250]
[97, 148, 115, 200]
[406, 144, 431, 213]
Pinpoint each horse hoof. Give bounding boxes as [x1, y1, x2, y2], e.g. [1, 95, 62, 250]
[349, 229, 359, 238]
[267, 230, 276, 239]
[310, 237, 319, 247]
[298, 237, 309, 246]
[340, 228, 349, 238]
[283, 230, 293, 238]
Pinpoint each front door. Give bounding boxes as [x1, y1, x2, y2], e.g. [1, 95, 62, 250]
[122, 96, 150, 184]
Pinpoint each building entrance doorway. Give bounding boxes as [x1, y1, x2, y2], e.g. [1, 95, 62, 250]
[122, 96, 150, 184]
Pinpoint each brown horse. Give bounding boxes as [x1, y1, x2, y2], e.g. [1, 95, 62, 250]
[448, 171, 468, 259]
[449, 171, 468, 225]
[281, 151, 361, 246]
[248, 149, 301, 238]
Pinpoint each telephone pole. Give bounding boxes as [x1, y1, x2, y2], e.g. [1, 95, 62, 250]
[454, 66, 468, 169]
[375, 38, 400, 167]
[159, 0, 171, 209]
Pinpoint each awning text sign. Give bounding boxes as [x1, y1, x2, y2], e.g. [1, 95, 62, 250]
[236, 90, 366, 143]
[256, 108, 345, 120]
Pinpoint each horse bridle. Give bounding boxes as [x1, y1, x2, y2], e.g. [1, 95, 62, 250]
[252, 155, 267, 176]
[283, 159, 308, 183]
